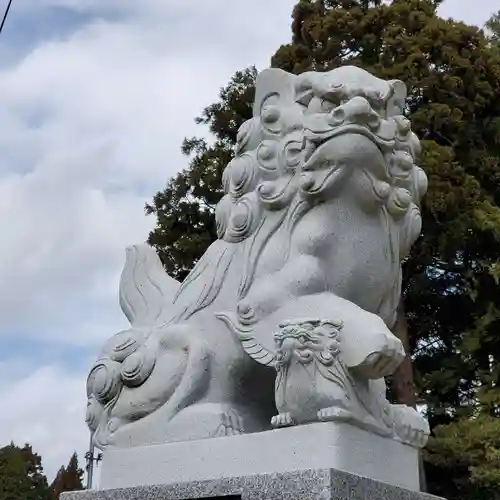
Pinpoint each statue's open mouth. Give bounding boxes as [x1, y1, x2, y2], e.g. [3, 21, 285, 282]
[303, 123, 395, 169]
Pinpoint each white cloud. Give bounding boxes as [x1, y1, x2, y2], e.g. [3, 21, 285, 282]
[0, 0, 496, 486]
[0, 362, 89, 480]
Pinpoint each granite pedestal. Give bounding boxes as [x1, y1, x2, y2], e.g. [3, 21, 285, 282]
[97, 422, 420, 491]
[63, 468, 444, 500]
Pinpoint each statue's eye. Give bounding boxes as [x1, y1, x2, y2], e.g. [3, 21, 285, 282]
[299, 335, 307, 344]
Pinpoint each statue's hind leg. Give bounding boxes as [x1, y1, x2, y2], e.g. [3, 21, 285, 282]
[99, 320, 275, 447]
[162, 334, 277, 440]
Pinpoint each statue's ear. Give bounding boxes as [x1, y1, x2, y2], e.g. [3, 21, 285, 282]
[252, 68, 297, 117]
[386, 80, 407, 117]
[119, 244, 180, 327]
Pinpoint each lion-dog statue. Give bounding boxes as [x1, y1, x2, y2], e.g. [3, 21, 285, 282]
[86, 66, 430, 451]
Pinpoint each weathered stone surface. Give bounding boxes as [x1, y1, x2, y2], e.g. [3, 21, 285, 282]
[97, 422, 420, 491]
[63, 469, 444, 500]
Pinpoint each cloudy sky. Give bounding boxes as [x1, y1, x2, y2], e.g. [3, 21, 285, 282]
[0, 0, 497, 484]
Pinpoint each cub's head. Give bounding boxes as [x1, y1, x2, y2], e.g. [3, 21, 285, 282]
[273, 319, 342, 371]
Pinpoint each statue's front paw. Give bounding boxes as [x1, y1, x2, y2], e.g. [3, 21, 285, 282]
[317, 406, 353, 422]
[271, 412, 294, 428]
[353, 349, 403, 379]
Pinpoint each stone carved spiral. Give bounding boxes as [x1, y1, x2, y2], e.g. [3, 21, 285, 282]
[215, 194, 232, 239]
[282, 136, 304, 170]
[393, 150, 414, 173]
[224, 193, 262, 243]
[235, 117, 261, 155]
[218, 145, 264, 242]
[256, 140, 279, 176]
[386, 187, 412, 219]
[260, 95, 283, 135]
[121, 346, 156, 387]
[236, 299, 256, 325]
[227, 154, 258, 201]
[373, 180, 391, 203]
[99, 329, 144, 363]
[262, 104, 281, 130]
[394, 115, 411, 138]
[257, 176, 296, 210]
[87, 358, 122, 404]
[387, 151, 414, 194]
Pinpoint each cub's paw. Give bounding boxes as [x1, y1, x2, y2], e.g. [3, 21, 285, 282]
[271, 412, 295, 428]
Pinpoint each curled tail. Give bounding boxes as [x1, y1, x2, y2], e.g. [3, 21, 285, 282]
[119, 243, 180, 328]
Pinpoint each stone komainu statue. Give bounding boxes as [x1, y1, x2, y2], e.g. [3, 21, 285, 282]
[86, 66, 429, 450]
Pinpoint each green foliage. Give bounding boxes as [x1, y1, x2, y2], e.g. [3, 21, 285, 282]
[0, 443, 49, 500]
[50, 453, 84, 500]
[425, 416, 500, 499]
[486, 10, 500, 45]
[146, 1, 500, 497]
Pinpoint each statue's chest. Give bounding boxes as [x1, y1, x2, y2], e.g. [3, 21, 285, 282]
[295, 203, 397, 313]
[324, 222, 397, 314]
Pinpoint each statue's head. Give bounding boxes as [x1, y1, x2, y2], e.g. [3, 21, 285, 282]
[216, 66, 427, 260]
[274, 319, 342, 371]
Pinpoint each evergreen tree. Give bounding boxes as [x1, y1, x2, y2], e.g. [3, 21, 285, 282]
[424, 415, 500, 500]
[50, 453, 84, 500]
[0, 443, 49, 500]
[486, 10, 500, 44]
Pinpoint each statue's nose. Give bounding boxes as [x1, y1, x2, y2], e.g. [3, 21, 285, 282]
[328, 96, 379, 128]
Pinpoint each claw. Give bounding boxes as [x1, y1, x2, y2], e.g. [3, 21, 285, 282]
[216, 408, 245, 436]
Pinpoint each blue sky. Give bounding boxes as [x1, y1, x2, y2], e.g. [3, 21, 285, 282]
[0, 0, 497, 483]
[0, 5, 94, 58]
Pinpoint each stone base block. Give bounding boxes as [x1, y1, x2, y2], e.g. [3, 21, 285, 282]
[98, 422, 420, 491]
[63, 469, 444, 500]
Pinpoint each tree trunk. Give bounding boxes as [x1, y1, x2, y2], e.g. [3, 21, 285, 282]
[391, 299, 427, 492]
[391, 301, 417, 407]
